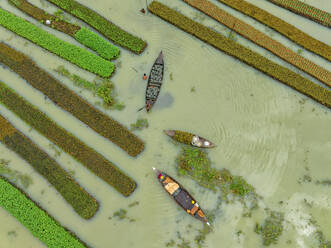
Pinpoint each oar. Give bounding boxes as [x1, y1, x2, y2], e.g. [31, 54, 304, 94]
[137, 106, 145, 112]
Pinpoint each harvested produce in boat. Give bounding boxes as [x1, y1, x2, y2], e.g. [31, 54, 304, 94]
[164, 130, 215, 148]
[145, 51, 164, 112]
[153, 167, 210, 225]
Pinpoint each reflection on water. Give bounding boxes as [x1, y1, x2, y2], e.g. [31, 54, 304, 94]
[0, 0, 330, 247]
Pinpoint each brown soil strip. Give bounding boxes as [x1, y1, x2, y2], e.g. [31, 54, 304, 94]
[266, 0, 331, 28]
[148, 1, 331, 109]
[183, 0, 331, 87]
[0, 42, 144, 157]
[0, 114, 99, 219]
[215, 0, 331, 62]
[0, 80, 137, 196]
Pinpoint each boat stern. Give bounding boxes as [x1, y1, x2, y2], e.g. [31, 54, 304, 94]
[155, 51, 163, 64]
[163, 129, 175, 137]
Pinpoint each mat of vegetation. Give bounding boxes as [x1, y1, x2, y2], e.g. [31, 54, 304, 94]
[0, 176, 89, 248]
[183, 0, 331, 87]
[8, 0, 120, 60]
[148, 1, 331, 109]
[0, 7, 114, 77]
[0, 114, 99, 219]
[55, 65, 125, 110]
[0, 42, 144, 157]
[214, 0, 331, 62]
[45, 0, 147, 54]
[0, 81, 137, 196]
[266, 0, 331, 28]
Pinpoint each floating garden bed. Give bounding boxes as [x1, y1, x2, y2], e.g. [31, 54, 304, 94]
[0, 176, 89, 248]
[266, 0, 331, 28]
[0, 42, 144, 157]
[0, 114, 99, 219]
[214, 0, 331, 62]
[0, 81, 137, 196]
[183, 0, 331, 87]
[45, 0, 147, 54]
[148, 1, 331, 109]
[0, 7, 114, 77]
[8, 0, 120, 60]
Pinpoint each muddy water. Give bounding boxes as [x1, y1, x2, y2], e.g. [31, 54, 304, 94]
[0, 0, 330, 247]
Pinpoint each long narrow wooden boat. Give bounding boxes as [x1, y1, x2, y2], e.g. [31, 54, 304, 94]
[145, 51, 164, 112]
[164, 130, 216, 148]
[153, 167, 210, 225]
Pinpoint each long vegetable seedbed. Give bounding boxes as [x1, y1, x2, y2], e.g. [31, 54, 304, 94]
[183, 0, 331, 87]
[0, 80, 137, 196]
[148, 1, 331, 109]
[8, 0, 120, 60]
[0, 7, 114, 77]
[215, 0, 331, 62]
[0, 42, 145, 157]
[266, 0, 331, 28]
[0, 176, 89, 248]
[45, 0, 147, 54]
[0, 113, 99, 219]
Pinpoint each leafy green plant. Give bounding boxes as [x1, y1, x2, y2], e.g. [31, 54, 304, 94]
[46, 0, 147, 54]
[0, 7, 114, 77]
[0, 177, 88, 248]
[130, 118, 149, 131]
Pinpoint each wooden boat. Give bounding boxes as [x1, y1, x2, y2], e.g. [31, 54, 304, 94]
[145, 51, 164, 112]
[153, 167, 210, 225]
[164, 130, 216, 148]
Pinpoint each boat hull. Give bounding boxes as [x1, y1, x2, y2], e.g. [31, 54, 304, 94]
[153, 168, 209, 225]
[164, 130, 215, 148]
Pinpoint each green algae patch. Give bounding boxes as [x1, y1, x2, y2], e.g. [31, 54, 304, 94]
[0, 43, 144, 156]
[0, 176, 88, 248]
[315, 230, 331, 248]
[55, 65, 125, 110]
[183, 0, 331, 87]
[0, 159, 33, 189]
[0, 114, 99, 219]
[255, 211, 284, 246]
[215, 0, 331, 62]
[148, 1, 331, 109]
[130, 118, 149, 131]
[0, 7, 114, 77]
[174, 130, 194, 145]
[46, 0, 147, 54]
[0, 81, 137, 196]
[176, 146, 258, 208]
[266, 0, 331, 28]
[8, 0, 120, 60]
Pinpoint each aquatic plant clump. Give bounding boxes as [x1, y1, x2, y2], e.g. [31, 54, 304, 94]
[0, 7, 114, 77]
[0, 176, 88, 248]
[9, 0, 120, 60]
[173, 130, 194, 145]
[0, 159, 33, 189]
[130, 118, 149, 131]
[148, 1, 331, 109]
[266, 0, 331, 28]
[215, 0, 331, 62]
[0, 114, 99, 219]
[0, 43, 144, 156]
[255, 211, 284, 246]
[176, 146, 258, 209]
[45, 0, 147, 54]
[55, 66, 125, 109]
[0, 81, 137, 196]
[183, 0, 331, 87]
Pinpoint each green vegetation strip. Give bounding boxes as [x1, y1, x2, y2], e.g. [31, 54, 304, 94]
[266, 0, 331, 28]
[183, 0, 331, 87]
[0, 42, 144, 156]
[0, 7, 114, 77]
[148, 1, 331, 109]
[0, 81, 137, 196]
[8, 0, 120, 60]
[0, 114, 99, 219]
[45, 0, 147, 54]
[0, 176, 88, 248]
[215, 0, 331, 62]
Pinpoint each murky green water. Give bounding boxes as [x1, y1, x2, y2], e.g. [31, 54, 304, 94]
[0, 0, 330, 247]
